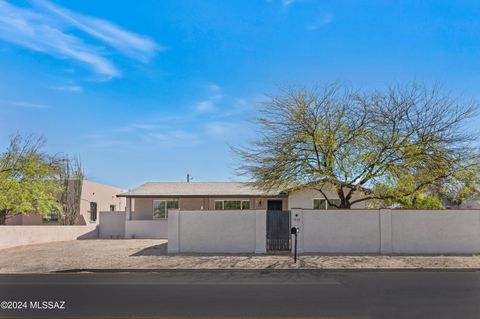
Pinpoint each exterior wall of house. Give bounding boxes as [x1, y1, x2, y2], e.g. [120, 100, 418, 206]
[80, 180, 126, 225]
[4, 180, 125, 225]
[131, 197, 288, 221]
[131, 198, 156, 220]
[288, 188, 366, 209]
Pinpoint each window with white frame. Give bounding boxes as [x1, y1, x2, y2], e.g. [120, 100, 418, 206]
[153, 200, 179, 219]
[313, 198, 341, 209]
[214, 200, 251, 210]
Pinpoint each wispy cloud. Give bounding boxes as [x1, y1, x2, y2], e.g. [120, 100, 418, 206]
[282, 0, 296, 8]
[204, 121, 248, 139]
[6, 100, 50, 108]
[306, 12, 334, 31]
[195, 100, 215, 112]
[147, 131, 200, 146]
[0, 0, 161, 79]
[194, 83, 223, 113]
[50, 84, 83, 93]
[115, 123, 163, 133]
[84, 84, 256, 149]
[34, 0, 163, 62]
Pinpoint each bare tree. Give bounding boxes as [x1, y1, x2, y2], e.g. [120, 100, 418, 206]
[235, 83, 480, 208]
[58, 157, 84, 225]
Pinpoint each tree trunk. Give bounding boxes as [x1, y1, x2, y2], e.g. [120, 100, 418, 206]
[336, 188, 352, 208]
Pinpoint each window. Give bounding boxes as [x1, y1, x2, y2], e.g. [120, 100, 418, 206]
[153, 200, 178, 219]
[214, 200, 251, 210]
[110, 205, 116, 212]
[90, 202, 97, 222]
[42, 212, 59, 224]
[224, 200, 241, 209]
[327, 199, 341, 209]
[241, 201, 250, 210]
[313, 199, 326, 209]
[214, 200, 224, 210]
[313, 199, 340, 209]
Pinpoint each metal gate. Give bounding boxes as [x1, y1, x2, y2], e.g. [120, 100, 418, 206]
[266, 210, 291, 251]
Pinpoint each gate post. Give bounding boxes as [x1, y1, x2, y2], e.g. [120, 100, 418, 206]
[168, 209, 180, 254]
[255, 210, 267, 254]
[291, 209, 304, 254]
[380, 209, 393, 254]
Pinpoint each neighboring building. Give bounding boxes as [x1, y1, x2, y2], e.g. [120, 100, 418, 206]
[458, 200, 480, 209]
[6, 180, 126, 225]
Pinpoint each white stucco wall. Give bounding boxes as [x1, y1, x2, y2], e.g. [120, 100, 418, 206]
[125, 220, 168, 239]
[300, 209, 380, 253]
[292, 209, 480, 254]
[0, 225, 98, 250]
[99, 211, 126, 239]
[390, 210, 480, 254]
[168, 210, 266, 253]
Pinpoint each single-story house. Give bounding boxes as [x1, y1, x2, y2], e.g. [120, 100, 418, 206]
[118, 182, 366, 219]
[6, 180, 126, 225]
[108, 182, 365, 239]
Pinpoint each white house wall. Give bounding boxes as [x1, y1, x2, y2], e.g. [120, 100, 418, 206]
[288, 188, 366, 209]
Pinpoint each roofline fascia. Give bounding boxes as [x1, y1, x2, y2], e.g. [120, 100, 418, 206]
[116, 194, 288, 199]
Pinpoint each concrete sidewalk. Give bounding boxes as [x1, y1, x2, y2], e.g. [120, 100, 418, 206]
[1, 239, 479, 273]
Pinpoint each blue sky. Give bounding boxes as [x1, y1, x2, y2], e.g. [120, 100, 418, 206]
[1, 0, 480, 189]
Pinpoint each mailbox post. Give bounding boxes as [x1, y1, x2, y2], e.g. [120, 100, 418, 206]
[291, 227, 300, 263]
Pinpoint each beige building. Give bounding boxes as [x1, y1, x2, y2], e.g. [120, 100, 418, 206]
[6, 180, 126, 225]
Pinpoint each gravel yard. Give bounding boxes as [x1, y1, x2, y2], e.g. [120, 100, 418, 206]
[1, 239, 479, 273]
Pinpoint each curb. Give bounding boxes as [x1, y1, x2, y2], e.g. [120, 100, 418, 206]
[54, 267, 480, 273]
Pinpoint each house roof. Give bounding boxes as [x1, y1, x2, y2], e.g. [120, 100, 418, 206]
[117, 182, 286, 198]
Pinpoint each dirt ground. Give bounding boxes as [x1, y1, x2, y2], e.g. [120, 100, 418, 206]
[1, 239, 479, 273]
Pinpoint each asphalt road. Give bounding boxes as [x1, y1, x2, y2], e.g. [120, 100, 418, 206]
[0, 270, 479, 318]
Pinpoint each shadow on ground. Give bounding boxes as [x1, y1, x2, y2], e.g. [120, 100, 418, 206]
[130, 243, 292, 257]
[130, 243, 169, 256]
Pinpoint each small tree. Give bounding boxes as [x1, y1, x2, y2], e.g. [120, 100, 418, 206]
[0, 134, 61, 224]
[235, 83, 480, 208]
[58, 157, 84, 225]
